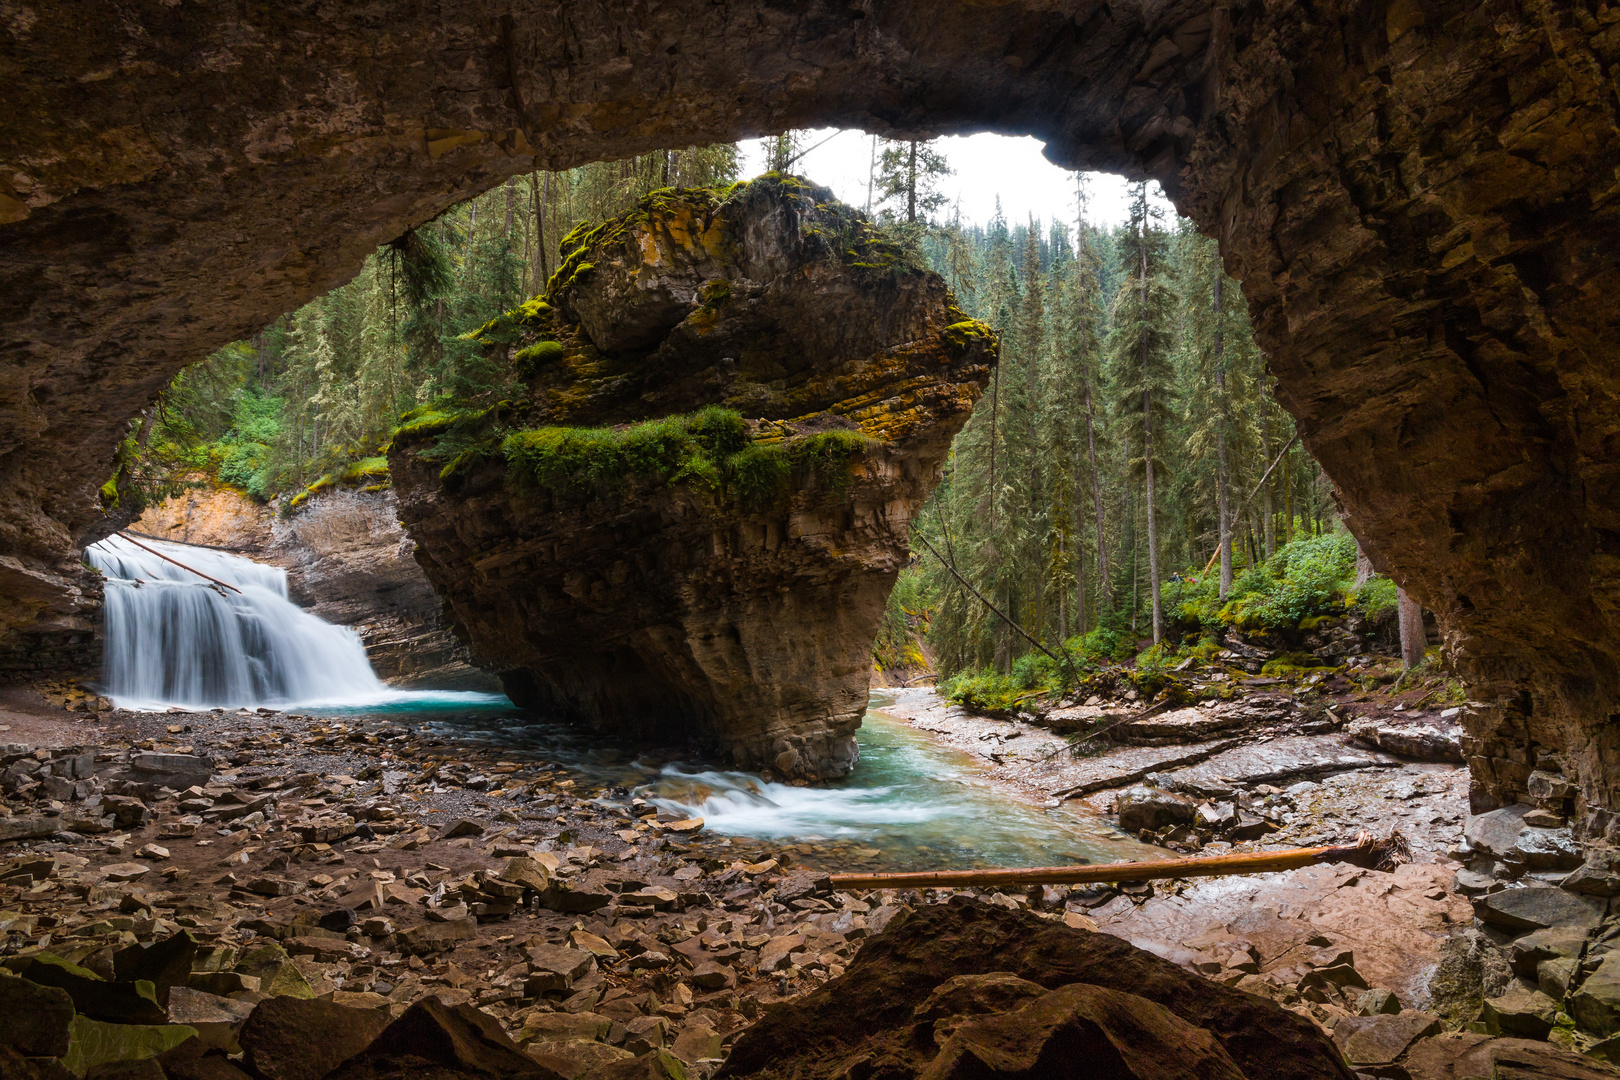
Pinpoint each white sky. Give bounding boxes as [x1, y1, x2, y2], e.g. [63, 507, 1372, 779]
[737, 129, 1177, 232]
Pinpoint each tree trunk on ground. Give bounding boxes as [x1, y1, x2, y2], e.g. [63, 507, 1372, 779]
[1398, 586, 1426, 668]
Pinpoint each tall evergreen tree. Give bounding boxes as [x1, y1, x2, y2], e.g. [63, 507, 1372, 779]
[1105, 183, 1177, 644]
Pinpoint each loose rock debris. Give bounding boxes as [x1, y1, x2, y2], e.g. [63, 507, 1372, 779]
[0, 702, 1616, 1078]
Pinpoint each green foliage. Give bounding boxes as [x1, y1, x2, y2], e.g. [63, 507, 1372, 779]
[392, 404, 472, 441]
[727, 443, 793, 512]
[941, 670, 1049, 714]
[340, 457, 389, 483]
[874, 565, 932, 671]
[788, 430, 880, 497]
[1164, 531, 1367, 635]
[1351, 575, 1398, 619]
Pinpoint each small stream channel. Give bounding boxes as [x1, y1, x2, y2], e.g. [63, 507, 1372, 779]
[87, 534, 1148, 872]
[306, 689, 1150, 871]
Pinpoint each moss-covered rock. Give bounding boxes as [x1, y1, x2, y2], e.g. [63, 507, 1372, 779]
[390, 177, 995, 780]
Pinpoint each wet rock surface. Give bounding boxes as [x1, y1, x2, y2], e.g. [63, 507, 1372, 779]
[390, 180, 993, 781]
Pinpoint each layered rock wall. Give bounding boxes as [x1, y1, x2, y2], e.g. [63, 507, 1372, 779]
[5, 2, 1620, 817]
[390, 180, 994, 778]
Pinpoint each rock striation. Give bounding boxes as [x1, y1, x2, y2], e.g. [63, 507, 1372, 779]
[389, 178, 994, 779]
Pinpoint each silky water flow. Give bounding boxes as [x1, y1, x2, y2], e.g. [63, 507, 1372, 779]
[87, 533, 393, 710]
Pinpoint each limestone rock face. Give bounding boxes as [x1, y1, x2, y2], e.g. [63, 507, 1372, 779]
[390, 180, 993, 779]
[7, 2, 1620, 823]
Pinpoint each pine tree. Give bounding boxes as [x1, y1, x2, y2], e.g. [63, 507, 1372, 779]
[1105, 183, 1177, 645]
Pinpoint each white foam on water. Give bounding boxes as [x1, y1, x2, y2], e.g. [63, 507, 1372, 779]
[643, 768, 936, 840]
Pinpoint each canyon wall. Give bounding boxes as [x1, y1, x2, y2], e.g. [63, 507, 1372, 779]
[389, 179, 993, 779]
[4, 2, 1620, 819]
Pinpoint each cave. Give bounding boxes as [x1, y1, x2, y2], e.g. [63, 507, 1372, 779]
[4, 0, 1619, 832]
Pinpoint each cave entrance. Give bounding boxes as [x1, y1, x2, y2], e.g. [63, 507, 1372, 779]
[3, 1, 1617, 837]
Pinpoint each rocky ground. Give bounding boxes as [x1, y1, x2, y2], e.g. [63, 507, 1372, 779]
[2, 660, 1619, 1078]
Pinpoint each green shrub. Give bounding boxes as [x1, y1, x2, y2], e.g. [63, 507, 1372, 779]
[941, 671, 1041, 714]
[1351, 575, 1397, 619]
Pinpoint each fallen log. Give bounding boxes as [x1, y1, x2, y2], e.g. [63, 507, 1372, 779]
[827, 830, 1409, 890]
[115, 531, 242, 594]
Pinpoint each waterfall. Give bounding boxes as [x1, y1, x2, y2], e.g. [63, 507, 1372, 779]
[86, 533, 390, 710]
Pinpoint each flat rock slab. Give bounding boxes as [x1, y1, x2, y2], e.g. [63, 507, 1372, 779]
[1474, 887, 1606, 932]
[1161, 736, 1401, 796]
[240, 996, 393, 1080]
[1111, 707, 1253, 744]
[1347, 718, 1464, 763]
[1099, 863, 1474, 1012]
[1465, 805, 1584, 870]
[1053, 740, 1241, 798]
[1332, 1013, 1443, 1067]
[1399, 1031, 1620, 1080]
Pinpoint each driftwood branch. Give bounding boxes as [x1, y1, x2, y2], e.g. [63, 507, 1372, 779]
[827, 830, 1409, 890]
[915, 532, 1077, 678]
[1200, 432, 1302, 579]
[114, 532, 242, 594]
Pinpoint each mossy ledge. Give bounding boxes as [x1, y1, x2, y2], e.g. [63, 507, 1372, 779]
[502, 407, 879, 513]
[388, 176, 996, 781]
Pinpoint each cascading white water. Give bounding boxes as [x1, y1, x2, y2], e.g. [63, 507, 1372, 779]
[86, 533, 390, 710]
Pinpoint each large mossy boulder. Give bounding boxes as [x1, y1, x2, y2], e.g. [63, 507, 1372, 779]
[390, 176, 994, 779]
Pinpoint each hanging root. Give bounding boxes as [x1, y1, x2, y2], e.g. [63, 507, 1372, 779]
[1326, 829, 1411, 873]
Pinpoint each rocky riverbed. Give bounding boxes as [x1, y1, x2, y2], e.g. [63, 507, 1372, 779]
[3, 674, 1620, 1078]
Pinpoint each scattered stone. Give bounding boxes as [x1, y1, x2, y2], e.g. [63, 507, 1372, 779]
[1355, 988, 1401, 1016]
[325, 997, 566, 1080]
[929, 982, 1249, 1079]
[395, 917, 476, 956]
[239, 997, 392, 1080]
[1570, 954, 1620, 1036]
[1115, 786, 1195, 834]
[60, 1017, 198, 1078]
[0, 973, 75, 1057]
[1481, 984, 1559, 1039]
[1331, 1013, 1444, 1069]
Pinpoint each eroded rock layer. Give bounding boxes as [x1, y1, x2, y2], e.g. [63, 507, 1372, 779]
[6, 2, 1620, 824]
[389, 180, 993, 779]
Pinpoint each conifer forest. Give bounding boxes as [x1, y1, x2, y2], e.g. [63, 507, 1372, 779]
[117, 136, 1380, 704]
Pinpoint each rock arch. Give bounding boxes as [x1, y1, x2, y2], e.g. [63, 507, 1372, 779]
[4, 0, 1618, 828]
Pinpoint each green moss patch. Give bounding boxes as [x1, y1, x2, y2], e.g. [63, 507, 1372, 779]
[503, 408, 879, 511]
[513, 339, 567, 376]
